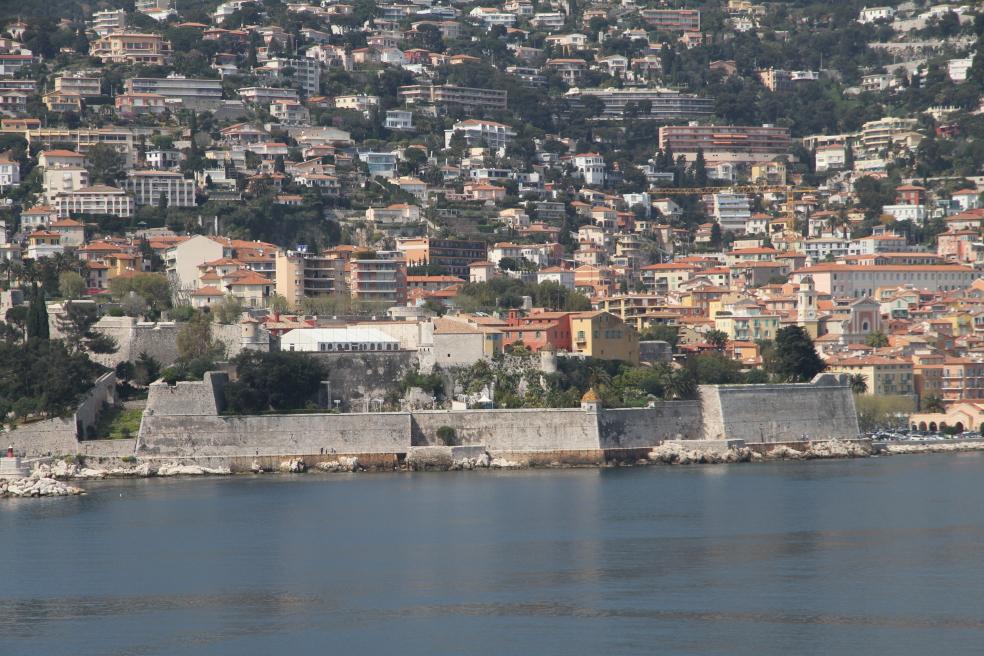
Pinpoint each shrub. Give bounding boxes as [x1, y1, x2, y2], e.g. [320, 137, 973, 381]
[436, 425, 457, 446]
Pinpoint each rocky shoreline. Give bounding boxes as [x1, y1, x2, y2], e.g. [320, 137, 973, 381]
[6, 439, 984, 498]
[1, 474, 85, 498]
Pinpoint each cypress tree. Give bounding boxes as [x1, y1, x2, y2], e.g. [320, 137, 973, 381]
[694, 148, 708, 187]
[26, 284, 49, 340]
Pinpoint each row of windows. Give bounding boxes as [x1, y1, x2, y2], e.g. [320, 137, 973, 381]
[286, 342, 399, 352]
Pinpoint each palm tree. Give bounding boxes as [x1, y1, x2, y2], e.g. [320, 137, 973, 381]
[665, 369, 697, 400]
[849, 373, 868, 395]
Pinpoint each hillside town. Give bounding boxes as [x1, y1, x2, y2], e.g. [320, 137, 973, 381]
[1, 0, 984, 434]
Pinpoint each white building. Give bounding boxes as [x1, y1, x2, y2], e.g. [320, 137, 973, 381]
[238, 87, 299, 105]
[270, 99, 310, 125]
[125, 76, 224, 111]
[334, 94, 379, 115]
[469, 7, 517, 26]
[43, 167, 89, 202]
[882, 204, 927, 225]
[858, 6, 895, 23]
[948, 57, 973, 83]
[54, 185, 134, 218]
[0, 152, 19, 191]
[803, 236, 851, 262]
[261, 57, 321, 97]
[445, 119, 516, 150]
[536, 266, 575, 289]
[574, 153, 606, 186]
[54, 73, 103, 98]
[815, 144, 848, 172]
[384, 109, 413, 131]
[280, 327, 401, 352]
[710, 193, 751, 233]
[89, 9, 126, 37]
[124, 170, 196, 207]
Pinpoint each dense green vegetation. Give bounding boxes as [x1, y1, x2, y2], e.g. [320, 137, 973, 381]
[455, 279, 591, 313]
[0, 338, 105, 426]
[223, 350, 329, 414]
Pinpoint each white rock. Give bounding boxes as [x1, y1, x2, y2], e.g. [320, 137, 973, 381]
[316, 456, 359, 472]
[278, 458, 307, 473]
[490, 458, 522, 468]
[156, 463, 231, 477]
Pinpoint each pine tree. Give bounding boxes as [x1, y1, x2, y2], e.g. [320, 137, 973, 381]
[770, 326, 826, 382]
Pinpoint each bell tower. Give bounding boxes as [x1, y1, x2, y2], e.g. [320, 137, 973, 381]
[797, 275, 819, 338]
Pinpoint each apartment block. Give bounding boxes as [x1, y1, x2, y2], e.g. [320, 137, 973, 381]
[398, 84, 507, 111]
[275, 249, 346, 307]
[658, 124, 791, 164]
[640, 9, 701, 31]
[565, 87, 714, 119]
[124, 170, 196, 207]
[125, 76, 223, 110]
[350, 254, 408, 305]
[91, 33, 171, 65]
[444, 119, 516, 149]
[54, 185, 135, 218]
[396, 237, 486, 278]
[54, 73, 103, 98]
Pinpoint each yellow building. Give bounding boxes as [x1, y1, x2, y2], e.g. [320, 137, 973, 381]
[826, 356, 915, 396]
[712, 299, 780, 341]
[275, 249, 345, 308]
[571, 310, 639, 364]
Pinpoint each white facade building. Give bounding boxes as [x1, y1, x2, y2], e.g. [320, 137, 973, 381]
[711, 193, 752, 233]
[574, 153, 606, 186]
[125, 170, 196, 207]
[281, 327, 401, 352]
[445, 119, 516, 150]
[54, 185, 134, 218]
[0, 153, 19, 191]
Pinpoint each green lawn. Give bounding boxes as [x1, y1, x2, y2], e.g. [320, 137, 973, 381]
[91, 407, 143, 440]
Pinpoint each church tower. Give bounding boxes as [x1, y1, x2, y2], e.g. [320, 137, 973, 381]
[797, 275, 819, 338]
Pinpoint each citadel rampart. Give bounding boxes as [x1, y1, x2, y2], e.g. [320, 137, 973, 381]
[7, 372, 861, 464]
[700, 374, 861, 443]
[6, 372, 117, 457]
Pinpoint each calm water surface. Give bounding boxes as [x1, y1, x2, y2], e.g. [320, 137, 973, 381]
[3, 454, 984, 655]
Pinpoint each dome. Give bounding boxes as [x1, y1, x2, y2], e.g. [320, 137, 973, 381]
[581, 388, 600, 403]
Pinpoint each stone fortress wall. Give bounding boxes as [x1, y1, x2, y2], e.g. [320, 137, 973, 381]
[5, 372, 117, 457]
[7, 372, 860, 462]
[700, 374, 861, 443]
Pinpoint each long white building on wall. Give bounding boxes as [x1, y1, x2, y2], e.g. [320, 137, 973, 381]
[281, 327, 401, 353]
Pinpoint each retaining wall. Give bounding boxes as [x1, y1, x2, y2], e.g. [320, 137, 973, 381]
[700, 374, 860, 443]
[410, 408, 601, 452]
[136, 412, 412, 457]
[598, 403, 702, 449]
[4, 372, 117, 457]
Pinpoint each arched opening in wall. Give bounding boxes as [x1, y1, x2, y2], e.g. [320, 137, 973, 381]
[911, 424, 918, 431]
[955, 422, 965, 433]
[940, 422, 948, 432]
[862, 321, 870, 332]
[929, 422, 938, 432]
[918, 422, 927, 432]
